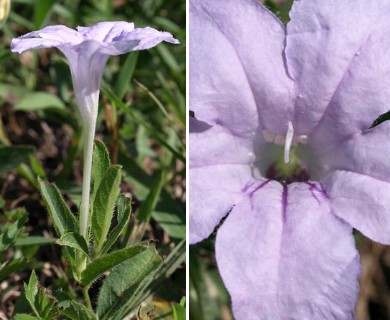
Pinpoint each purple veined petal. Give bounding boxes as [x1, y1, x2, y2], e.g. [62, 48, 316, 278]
[189, 116, 267, 244]
[322, 170, 390, 245]
[76, 21, 135, 42]
[216, 181, 360, 319]
[190, 0, 293, 135]
[313, 122, 390, 183]
[286, 0, 390, 133]
[189, 164, 262, 244]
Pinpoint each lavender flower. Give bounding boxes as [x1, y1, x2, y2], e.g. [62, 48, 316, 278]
[190, 0, 390, 318]
[11, 22, 179, 246]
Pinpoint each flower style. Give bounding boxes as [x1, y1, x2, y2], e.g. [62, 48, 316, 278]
[11, 22, 179, 242]
[190, 0, 390, 318]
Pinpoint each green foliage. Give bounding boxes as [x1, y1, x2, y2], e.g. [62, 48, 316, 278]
[100, 195, 132, 255]
[2, 0, 185, 318]
[138, 170, 165, 221]
[58, 300, 96, 320]
[92, 140, 111, 200]
[97, 244, 162, 320]
[24, 270, 58, 320]
[80, 242, 152, 288]
[38, 178, 78, 237]
[56, 232, 90, 258]
[92, 165, 122, 253]
[13, 92, 65, 112]
[0, 214, 28, 253]
[0, 145, 35, 175]
[173, 297, 186, 320]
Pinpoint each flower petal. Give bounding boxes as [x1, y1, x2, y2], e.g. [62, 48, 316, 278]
[309, 27, 390, 146]
[76, 21, 135, 42]
[314, 123, 390, 182]
[322, 170, 390, 245]
[190, 0, 294, 135]
[101, 27, 178, 56]
[216, 181, 360, 319]
[189, 164, 261, 244]
[286, 0, 390, 133]
[190, 117, 262, 167]
[11, 25, 82, 53]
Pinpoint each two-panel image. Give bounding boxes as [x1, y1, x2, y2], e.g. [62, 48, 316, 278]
[0, 0, 389, 319]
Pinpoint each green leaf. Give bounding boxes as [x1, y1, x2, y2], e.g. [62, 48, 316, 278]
[92, 140, 111, 200]
[100, 195, 132, 255]
[173, 301, 186, 320]
[92, 165, 121, 253]
[56, 232, 89, 258]
[101, 85, 185, 162]
[80, 242, 150, 288]
[34, 0, 56, 28]
[97, 245, 162, 319]
[14, 236, 57, 247]
[59, 300, 96, 320]
[38, 178, 78, 237]
[14, 314, 40, 320]
[0, 145, 35, 175]
[14, 92, 65, 112]
[29, 155, 46, 178]
[138, 170, 165, 221]
[24, 270, 39, 316]
[114, 52, 139, 100]
[0, 215, 28, 253]
[0, 258, 32, 282]
[24, 270, 58, 320]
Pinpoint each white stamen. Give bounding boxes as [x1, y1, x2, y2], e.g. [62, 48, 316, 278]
[284, 121, 294, 164]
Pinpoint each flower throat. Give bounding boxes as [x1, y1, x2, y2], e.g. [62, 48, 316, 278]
[263, 122, 309, 186]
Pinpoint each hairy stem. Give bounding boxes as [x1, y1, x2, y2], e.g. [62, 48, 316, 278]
[79, 117, 97, 239]
[82, 286, 93, 311]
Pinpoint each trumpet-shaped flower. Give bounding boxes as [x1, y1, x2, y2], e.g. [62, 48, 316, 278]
[11, 22, 179, 243]
[190, 0, 390, 318]
[11, 22, 179, 122]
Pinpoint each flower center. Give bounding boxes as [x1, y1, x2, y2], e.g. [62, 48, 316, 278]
[262, 122, 310, 186]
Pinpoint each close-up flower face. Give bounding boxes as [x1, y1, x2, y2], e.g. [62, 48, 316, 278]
[189, 0, 390, 318]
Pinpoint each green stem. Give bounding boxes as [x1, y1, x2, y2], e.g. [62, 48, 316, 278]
[79, 117, 97, 239]
[76, 116, 96, 275]
[82, 286, 93, 311]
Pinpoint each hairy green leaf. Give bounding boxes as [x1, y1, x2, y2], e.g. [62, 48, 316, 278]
[56, 232, 89, 258]
[80, 242, 150, 287]
[24, 270, 58, 319]
[97, 245, 162, 319]
[100, 195, 132, 255]
[92, 165, 121, 253]
[38, 178, 78, 237]
[59, 300, 96, 320]
[92, 140, 111, 200]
